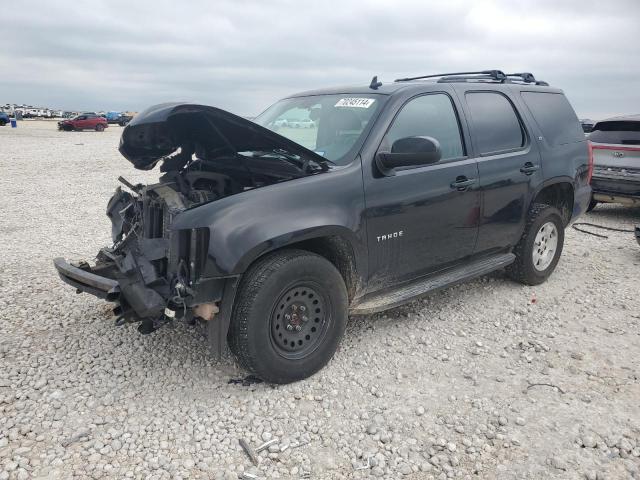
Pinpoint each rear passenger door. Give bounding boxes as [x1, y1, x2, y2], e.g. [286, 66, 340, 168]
[460, 89, 543, 253]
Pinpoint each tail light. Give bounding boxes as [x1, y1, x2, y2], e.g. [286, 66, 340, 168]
[587, 140, 594, 184]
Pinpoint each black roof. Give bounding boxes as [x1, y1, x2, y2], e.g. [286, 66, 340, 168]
[286, 69, 556, 99]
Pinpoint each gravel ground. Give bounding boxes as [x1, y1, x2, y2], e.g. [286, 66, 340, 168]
[1, 121, 640, 480]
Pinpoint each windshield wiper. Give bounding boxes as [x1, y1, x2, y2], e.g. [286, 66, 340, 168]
[250, 149, 331, 172]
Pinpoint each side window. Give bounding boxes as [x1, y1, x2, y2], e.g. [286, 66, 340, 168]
[521, 92, 584, 146]
[465, 92, 524, 154]
[386, 94, 464, 161]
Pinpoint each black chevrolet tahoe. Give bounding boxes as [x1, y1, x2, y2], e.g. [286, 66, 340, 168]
[54, 70, 592, 383]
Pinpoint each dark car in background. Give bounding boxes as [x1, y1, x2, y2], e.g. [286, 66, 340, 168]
[588, 115, 640, 209]
[117, 115, 133, 126]
[580, 118, 595, 134]
[0, 112, 9, 126]
[58, 113, 108, 132]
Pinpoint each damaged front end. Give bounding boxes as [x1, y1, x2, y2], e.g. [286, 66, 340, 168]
[55, 179, 223, 335]
[54, 102, 329, 349]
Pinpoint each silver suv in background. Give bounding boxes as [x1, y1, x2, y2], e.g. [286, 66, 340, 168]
[588, 115, 640, 210]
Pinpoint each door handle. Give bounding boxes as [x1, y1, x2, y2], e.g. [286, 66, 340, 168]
[520, 162, 540, 175]
[450, 176, 477, 191]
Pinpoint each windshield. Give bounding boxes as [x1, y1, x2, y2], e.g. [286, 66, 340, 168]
[254, 94, 383, 165]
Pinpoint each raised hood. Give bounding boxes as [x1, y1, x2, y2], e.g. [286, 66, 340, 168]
[119, 102, 328, 171]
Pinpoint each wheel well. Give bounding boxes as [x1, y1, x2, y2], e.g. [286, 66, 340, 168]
[275, 236, 359, 301]
[532, 183, 574, 225]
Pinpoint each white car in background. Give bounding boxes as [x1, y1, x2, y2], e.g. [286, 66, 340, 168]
[288, 118, 315, 128]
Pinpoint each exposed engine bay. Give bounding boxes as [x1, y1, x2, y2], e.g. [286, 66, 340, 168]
[54, 103, 330, 336]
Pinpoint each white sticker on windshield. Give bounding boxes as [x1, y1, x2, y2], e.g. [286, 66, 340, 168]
[334, 98, 375, 108]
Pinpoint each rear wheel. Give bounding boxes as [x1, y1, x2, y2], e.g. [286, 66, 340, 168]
[0, 119, 6, 126]
[95, 123, 105, 132]
[228, 249, 348, 384]
[507, 203, 564, 285]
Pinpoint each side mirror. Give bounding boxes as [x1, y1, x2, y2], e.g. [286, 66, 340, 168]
[376, 136, 442, 172]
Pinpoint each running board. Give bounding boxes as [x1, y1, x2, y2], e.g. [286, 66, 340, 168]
[350, 253, 515, 315]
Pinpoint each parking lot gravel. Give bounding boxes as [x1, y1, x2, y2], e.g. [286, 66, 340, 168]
[1, 121, 640, 480]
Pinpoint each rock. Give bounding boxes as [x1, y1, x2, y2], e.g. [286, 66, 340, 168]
[371, 466, 384, 477]
[617, 438, 633, 452]
[416, 406, 425, 416]
[223, 470, 237, 480]
[515, 417, 526, 426]
[549, 456, 568, 471]
[582, 436, 597, 448]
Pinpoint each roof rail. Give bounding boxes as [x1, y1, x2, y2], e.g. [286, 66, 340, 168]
[394, 69, 549, 86]
[505, 72, 549, 86]
[395, 70, 506, 83]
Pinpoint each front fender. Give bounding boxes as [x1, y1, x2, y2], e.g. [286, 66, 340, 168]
[170, 162, 367, 277]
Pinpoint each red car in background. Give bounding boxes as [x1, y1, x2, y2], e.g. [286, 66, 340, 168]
[58, 113, 108, 131]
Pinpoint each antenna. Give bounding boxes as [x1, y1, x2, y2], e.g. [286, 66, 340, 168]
[369, 76, 383, 90]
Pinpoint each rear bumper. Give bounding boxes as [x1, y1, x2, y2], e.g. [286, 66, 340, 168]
[591, 171, 640, 203]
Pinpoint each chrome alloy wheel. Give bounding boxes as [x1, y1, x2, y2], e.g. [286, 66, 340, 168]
[532, 221, 558, 271]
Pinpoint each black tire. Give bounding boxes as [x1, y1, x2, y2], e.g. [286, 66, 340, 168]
[95, 123, 105, 132]
[586, 198, 598, 212]
[506, 203, 564, 286]
[0, 119, 6, 126]
[228, 249, 348, 384]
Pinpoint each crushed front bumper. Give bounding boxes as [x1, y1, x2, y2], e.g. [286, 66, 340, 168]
[54, 257, 120, 300]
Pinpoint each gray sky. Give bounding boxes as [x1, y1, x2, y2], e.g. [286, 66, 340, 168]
[2, 0, 639, 119]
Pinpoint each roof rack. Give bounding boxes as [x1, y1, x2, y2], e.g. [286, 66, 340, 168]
[505, 72, 549, 86]
[395, 70, 506, 82]
[394, 70, 549, 86]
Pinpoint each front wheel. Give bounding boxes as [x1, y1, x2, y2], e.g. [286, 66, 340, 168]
[507, 203, 565, 286]
[95, 124, 105, 132]
[228, 249, 348, 384]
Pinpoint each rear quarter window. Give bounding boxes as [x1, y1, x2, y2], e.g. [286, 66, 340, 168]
[589, 121, 640, 145]
[521, 92, 584, 146]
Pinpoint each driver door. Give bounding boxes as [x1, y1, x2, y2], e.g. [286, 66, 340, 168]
[75, 115, 88, 129]
[363, 93, 480, 287]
